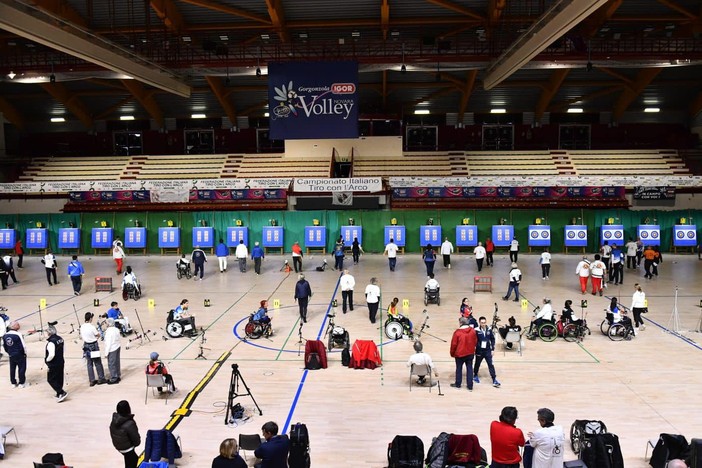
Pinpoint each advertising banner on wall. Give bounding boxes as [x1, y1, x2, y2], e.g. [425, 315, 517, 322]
[268, 61, 358, 140]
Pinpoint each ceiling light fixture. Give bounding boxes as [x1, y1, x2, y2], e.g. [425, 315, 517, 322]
[120, 115, 135, 121]
[567, 108, 584, 113]
[191, 113, 206, 119]
[414, 109, 430, 115]
[351, 31, 360, 38]
[0, 2, 191, 97]
[490, 108, 506, 114]
[264, 112, 270, 117]
[644, 107, 660, 113]
[50, 117, 65, 123]
[7, 71, 15, 80]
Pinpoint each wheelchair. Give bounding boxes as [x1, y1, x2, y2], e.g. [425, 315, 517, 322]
[324, 312, 350, 351]
[384, 314, 414, 340]
[424, 288, 440, 306]
[561, 318, 590, 342]
[600, 311, 634, 341]
[122, 283, 141, 301]
[244, 313, 272, 340]
[165, 309, 196, 338]
[569, 419, 607, 454]
[176, 262, 192, 280]
[525, 316, 558, 342]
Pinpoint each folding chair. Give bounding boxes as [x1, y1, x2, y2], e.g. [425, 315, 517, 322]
[502, 330, 523, 356]
[409, 364, 433, 392]
[145, 374, 168, 404]
[238, 434, 262, 461]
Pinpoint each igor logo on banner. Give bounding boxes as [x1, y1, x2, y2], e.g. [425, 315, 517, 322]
[268, 61, 359, 140]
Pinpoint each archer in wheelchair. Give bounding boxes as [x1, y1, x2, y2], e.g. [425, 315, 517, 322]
[104, 301, 133, 336]
[325, 310, 350, 351]
[424, 274, 440, 306]
[384, 297, 414, 340]
[121, 266, 141, 301]
[244, 300, 273, 340]
[601, 296, 635, 341]
[176, 254, 192, 280]
[526, 297, 558, 342]
[165, 299, 197, 338]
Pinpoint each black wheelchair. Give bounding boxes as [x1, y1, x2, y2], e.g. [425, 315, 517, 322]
[122, 283, 141, 301]
[569, 419, 607, 454]
[165, 309, 196, 338]
[424, 288, 440, 306]
[244, 313, 273, 340]
[176, 262, 192, 280]
[525, 307, 558, 342]
[324, 312, 350, 351]
[384, 314, 414, 340]
[600, 310, 635, 341]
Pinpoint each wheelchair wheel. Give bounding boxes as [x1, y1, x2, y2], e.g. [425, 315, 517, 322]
[436, 295, 440, 306]
[385, 320, 404, 340]
[424, 294, 428, 306]
[185, 268, 192, 279]
[570, 421, 583, 453]
[166, 321, 183, 338]
[608, 323, 627, 341]
[562, 323, 578, 342]
[342, 331, 350, 349]
[245, 321, 263, 339]
[327, 334, 334, 351]
[538, 323, 558, 342]
[176, 269, 183, 280]
[133, 288, 141, 301]
[600, 319, 610, 336]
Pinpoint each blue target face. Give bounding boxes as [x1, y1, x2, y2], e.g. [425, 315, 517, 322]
[567, 232, 575, 239]
[541, 231, 549, 238]
[641, 231, 649, 238]
[651, 231, 658, 239]
[614, 232, 622, 239]
[677, 231, 685, 239]
[578, 232, 586, 239]
[531, 231, 538, 238]
[604, 231, 612, 239]
[688, 231, 695, 239]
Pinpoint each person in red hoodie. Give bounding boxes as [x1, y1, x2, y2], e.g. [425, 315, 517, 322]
[450, 316, 478, 391]
[490, 406, 525, 468]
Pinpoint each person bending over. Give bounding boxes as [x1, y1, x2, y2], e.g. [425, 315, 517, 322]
[254, 421, 290, 468]
[173, 298, 197, 337]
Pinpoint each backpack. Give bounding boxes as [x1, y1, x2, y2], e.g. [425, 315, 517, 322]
[388, 435, 424, 468]
[425, 432, 451, 468]
[305, 352, 321, 370]
[288, 423, 311, 468]
[649, 433, 689, 468]
[341, 347, 351, 367]
[167, 309, 175, 322]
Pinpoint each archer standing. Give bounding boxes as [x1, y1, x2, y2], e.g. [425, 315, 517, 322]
[45, 322, 68, 402]
[294, 274, 312, 323]
[67, 254, 85, 296]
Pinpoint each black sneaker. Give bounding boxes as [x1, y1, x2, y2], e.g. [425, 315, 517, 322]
[96, 379, 107, 385]
[449, 383, 461, 389]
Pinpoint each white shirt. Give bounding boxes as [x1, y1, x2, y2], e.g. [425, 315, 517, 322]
[540, 252, 551, 264]
[384, 242, 399, 258]
[103, 326, 121, 353]
[509, 268, 522, 282]
[235, 244, 248, 259]
[407, 352, 436, 372]
[590, 260, 605, 277]
[122, 272, 139, 287]
[576, 260, 590, 277]
[340, 273, 355, 291]
[112, 245, 126, 259]
[440, 240, 454, 255]
[537, 304, 553, 321]
[474, 245, 486, 259]
[626, 241, 638, 256]
[425, 278, 439, 290]
[632, 290, 646, 309]
[529, 425, 565, 468]
[80, 323, 99, 343]
[365, 284, 380, 303]
[43, 254, 57, 268]
[601, 244, 612, 257]
[510, 239, 519, 251]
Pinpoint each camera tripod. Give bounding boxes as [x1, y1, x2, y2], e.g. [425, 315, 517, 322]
[414, 310, 446, 342]
[126, 307, 153, 349]
[296, 320, 308, 356]
[195, 328, 210, 359]
[224, 363, 262, 425]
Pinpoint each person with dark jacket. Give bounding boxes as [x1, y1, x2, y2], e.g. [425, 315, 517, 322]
[110, 400, 141, 468]
[67, 255, 85, 296]
[191, 246, 207, 280]
[251, 242, 265, 275]
[254, 421, 290, 468]
[449, 317, 478, 391]
[293, 274, 312, 323]
[2, 321, 27, 387]
[473, 316, 500, 387]
[45, 322, 68, 402]
[212, 438, 247, 468]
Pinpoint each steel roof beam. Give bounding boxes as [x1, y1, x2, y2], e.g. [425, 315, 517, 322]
[150, 0, 186, 34]
[425, 0, 485, 21]
[656, 0, 697, 19]
[483, 0, 608, 90]
[180, 0, 271, 24]
[265, 0, 289, 43]
[29, 0, 86, 27]
[0, 96, 25, 130]
[205, 76, 238, 126]
[121, 79, 165, 128]
[0, 0, 191, 98]
[579, 0, 623, 38]
[612, 68, 661, 121]
[535, 69, 570, 121]
[381, 0, 390, 41]
[38, 82, 93, 128]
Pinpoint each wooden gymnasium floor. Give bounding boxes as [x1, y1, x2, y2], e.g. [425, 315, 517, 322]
[1, 250, 701, 467]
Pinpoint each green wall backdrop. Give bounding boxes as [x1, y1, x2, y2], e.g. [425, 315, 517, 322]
[0, 209, 699, 254]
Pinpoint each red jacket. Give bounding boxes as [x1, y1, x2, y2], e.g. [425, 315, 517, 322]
[450, 326, 477, 358]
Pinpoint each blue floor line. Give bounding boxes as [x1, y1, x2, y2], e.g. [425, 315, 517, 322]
[643, 316, 702, 351]
[282, 272, 341, 435]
